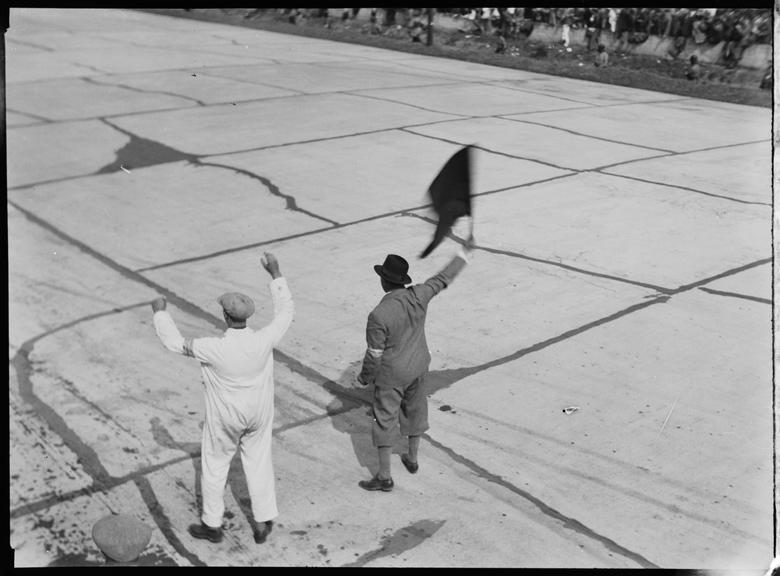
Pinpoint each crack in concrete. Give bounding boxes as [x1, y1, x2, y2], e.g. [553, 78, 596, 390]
[193, 160, 340, 225]
[83, 76, 208, 106]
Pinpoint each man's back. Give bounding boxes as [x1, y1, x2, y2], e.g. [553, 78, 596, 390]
[363, 252, 468, 387]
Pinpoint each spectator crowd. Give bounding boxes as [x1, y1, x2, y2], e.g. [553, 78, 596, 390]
[444, 8, 770, 66]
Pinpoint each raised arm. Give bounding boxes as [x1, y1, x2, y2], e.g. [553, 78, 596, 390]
[152, 297, 189, 355]
[260, 252, 295, 346]
[416, 235, 476, 305]
[151, 297, 216, 362]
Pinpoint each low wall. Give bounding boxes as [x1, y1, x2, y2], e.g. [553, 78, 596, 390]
[349, 10, 770, 71]
[525, 23, 771, 70]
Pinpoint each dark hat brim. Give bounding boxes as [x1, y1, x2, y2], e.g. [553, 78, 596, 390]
[374, 264, 411, 285]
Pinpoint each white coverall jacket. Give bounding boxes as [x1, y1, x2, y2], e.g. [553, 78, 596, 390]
[153, 278, 294, 527]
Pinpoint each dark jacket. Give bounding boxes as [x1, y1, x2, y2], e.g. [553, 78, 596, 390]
[359, 253, 467, 388]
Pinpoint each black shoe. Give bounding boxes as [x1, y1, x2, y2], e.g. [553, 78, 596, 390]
[188, 522, 224, 543]
[359, 475, 394, 492]
[401, 454, 419, 474]
[253, 520, 273, 544]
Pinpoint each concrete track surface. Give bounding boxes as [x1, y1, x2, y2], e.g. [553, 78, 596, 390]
[7, 8, 775, 569]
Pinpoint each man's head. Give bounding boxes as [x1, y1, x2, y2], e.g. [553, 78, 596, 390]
[374, 254, 411, 293]
[218, 292, 255, 328]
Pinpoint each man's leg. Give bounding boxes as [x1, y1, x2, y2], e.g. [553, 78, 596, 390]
[239, 424, 278, 542]
[399, 374, 429, 473]
[408, 435, 421, 462]
[360, 385, 401, 491]
[377, 446, 393, 480]
[200, 418, 240, 527]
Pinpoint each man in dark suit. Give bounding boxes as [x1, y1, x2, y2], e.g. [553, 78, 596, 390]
[356, 237, 475, 491]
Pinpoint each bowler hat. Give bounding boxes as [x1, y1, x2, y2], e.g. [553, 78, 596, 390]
[218, 292, 255, 320]
[374, 254, 412, 285]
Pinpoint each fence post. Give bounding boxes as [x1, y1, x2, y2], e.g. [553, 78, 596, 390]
[426, 8, 433, 46]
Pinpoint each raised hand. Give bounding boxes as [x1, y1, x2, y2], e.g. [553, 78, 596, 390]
[261, 252, 282, 279]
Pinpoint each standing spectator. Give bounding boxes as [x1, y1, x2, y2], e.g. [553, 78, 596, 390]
[691, 10, 709, 45]
[608, 8, 617, 33]
[668, 8, 691, 59]
[560, 8, 573, 48]
[722, 12, 744, 67]
[585, 8, 600, 51]
[480, 7, 492, 35]
[356, 243, 474, 492]
[615, 8, 634, 51]
[369, 8, 381, 34]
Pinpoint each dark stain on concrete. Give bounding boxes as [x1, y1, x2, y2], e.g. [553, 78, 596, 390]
[95, 120, 199, 174]
[342, 519, 445, 567]
[10, 302, 205, 567]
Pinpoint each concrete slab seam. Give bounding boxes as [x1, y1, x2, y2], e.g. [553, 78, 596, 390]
[599, 171, 772, 207]
[134, 172, 576, 273]
[500, 116, 676, 154]
[343, 90, 474, 117]
[422, 434, 660, 568]
[697, 286, 772, 305]
[402, 211, 672, 293]
[401, 127, 573, 171]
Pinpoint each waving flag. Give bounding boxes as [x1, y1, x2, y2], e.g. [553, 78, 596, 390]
[420, 145, 473, 258]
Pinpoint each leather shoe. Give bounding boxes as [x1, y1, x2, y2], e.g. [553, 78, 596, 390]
[253, 520, 273, 544]
[359, 475, 394, 492]
[401, 454, 419, 474]
[188, 522, 223, 543]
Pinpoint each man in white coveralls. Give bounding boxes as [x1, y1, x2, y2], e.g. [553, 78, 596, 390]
[151, 252, 293, 545]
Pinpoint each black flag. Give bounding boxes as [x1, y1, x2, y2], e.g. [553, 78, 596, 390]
[420, 145, 473, 258]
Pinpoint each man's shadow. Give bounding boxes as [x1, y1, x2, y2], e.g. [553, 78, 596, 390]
[149, 417, 255, 529]
[324, 360, 388, 476]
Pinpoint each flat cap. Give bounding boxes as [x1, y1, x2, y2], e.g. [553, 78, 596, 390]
[92, 514, 152, 563]
[218, 292, 255, 320]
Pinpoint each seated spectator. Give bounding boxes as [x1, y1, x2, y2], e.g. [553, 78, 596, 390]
[594, 44, 609, 67]
[760, 65, 771, 89]
[685, 55, 702, 81]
